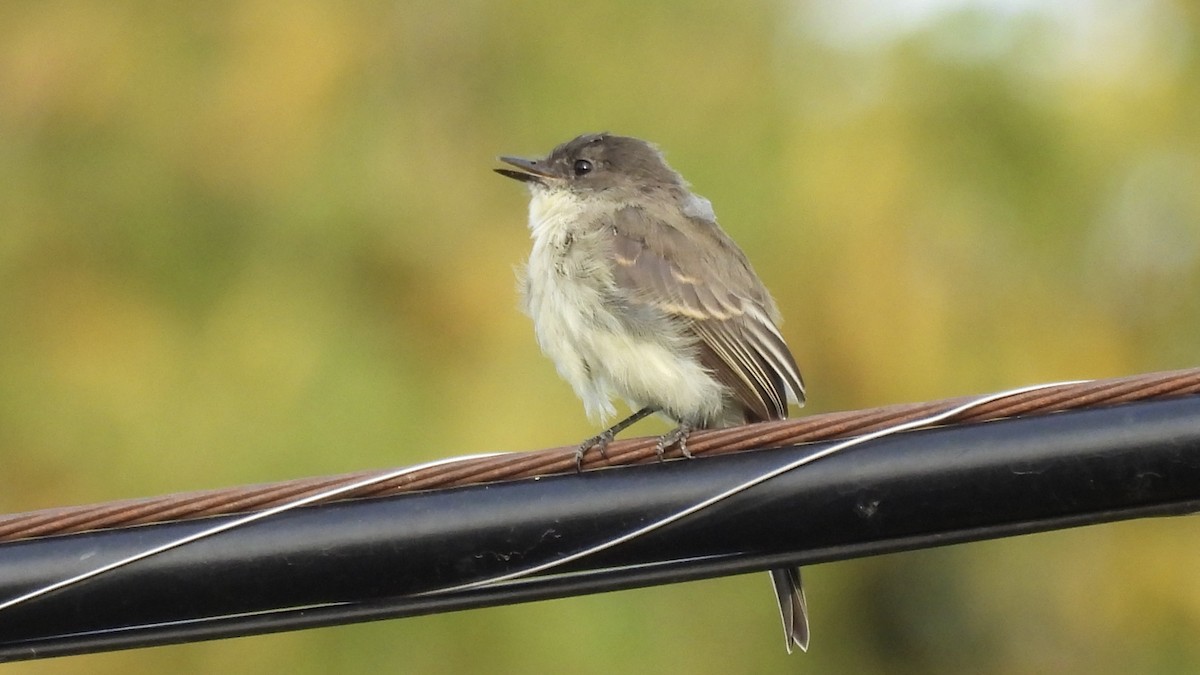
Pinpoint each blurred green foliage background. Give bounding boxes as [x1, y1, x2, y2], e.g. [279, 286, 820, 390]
[2, 1, 1199, 673]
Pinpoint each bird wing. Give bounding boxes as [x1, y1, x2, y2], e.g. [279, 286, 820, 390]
[607, 205, 805, 422]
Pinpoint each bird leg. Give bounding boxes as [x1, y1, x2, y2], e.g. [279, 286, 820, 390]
[576, 406, 656, 470]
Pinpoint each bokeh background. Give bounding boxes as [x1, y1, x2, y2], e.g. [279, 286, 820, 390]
[2, 0, 1199, 672]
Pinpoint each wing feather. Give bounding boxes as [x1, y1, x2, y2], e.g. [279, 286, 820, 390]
[607, 205, 805, 423]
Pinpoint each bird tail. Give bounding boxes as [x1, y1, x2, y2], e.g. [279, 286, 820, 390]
[770, 567, 810, 653]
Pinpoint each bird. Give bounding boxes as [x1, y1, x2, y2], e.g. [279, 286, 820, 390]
[495, 132, 809, 653]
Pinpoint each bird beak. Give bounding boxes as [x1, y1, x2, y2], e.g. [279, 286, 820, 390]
[495, 156, 555, 185]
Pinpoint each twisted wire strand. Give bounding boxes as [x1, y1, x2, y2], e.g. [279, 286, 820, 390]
[2, 367, 1197, 543]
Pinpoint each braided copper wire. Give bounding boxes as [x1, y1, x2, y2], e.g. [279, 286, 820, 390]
[1, 367, 1197, 542]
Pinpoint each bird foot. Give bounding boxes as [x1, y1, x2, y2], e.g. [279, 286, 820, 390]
[575, 429, 614, 471]
[655, 424, 694, 460]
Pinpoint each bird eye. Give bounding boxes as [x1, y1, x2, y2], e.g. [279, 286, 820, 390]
[572, 159, 593, 176]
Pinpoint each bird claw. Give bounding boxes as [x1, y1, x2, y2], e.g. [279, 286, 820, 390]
[654, 424, 693, 461]
[575, 430, 614, 471]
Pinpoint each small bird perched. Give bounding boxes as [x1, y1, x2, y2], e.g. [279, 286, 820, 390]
[495, 132, 809, 653]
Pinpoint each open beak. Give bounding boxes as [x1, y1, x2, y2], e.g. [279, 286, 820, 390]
[494, 156, 555, 185]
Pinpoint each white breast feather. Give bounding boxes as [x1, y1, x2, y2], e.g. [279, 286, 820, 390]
[521, 190, 726, 425]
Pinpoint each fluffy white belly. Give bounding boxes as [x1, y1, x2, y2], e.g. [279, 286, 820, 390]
[521, 191, 726, 424]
